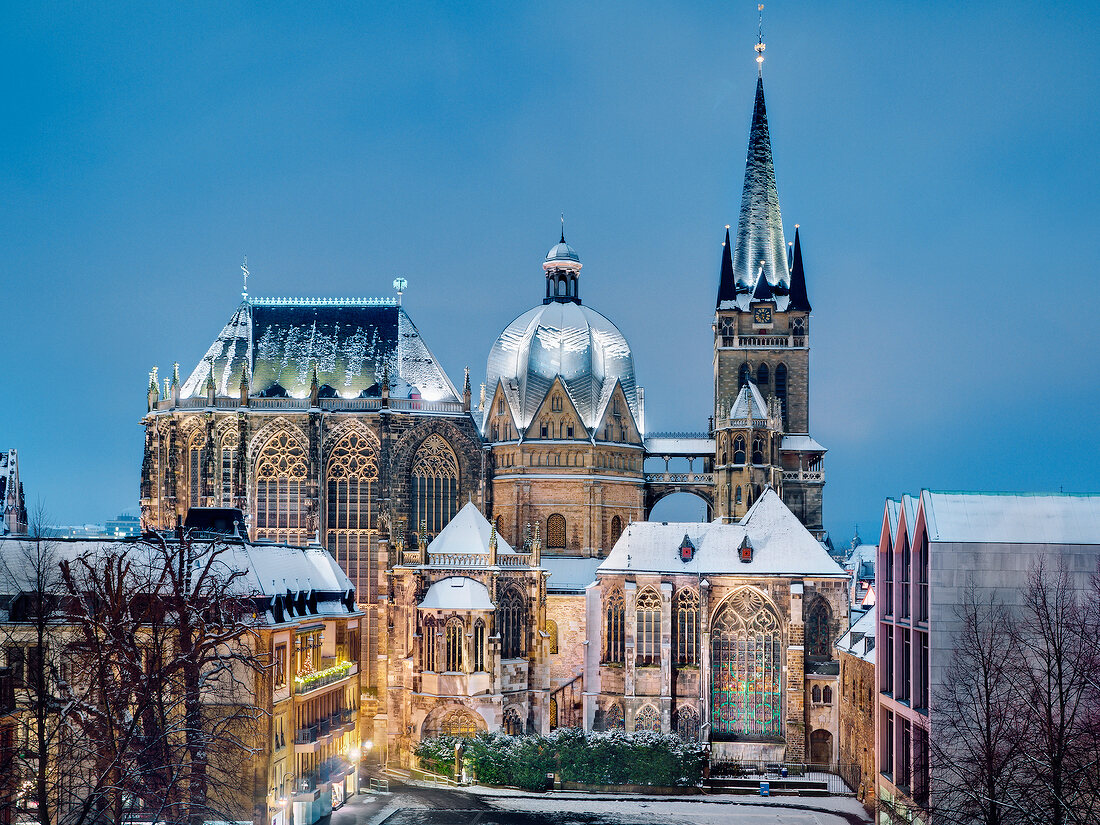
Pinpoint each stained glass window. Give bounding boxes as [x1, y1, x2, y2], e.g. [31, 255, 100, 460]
[326, 430, 379, 600]
[751, 437, 764, 465]
[733, 436, 746, 464]
[220, 431, 238, 506]
[806, 597, 832, 660]
[445, 618, 464, 672]
[546, 514, 566, 549]
[188, 434, 205, 509]
[675, 589, 699, 665]
[254, 430, 309, 545]
[710, 588, 782, 739]
[605, 703, 624, 730]
[421, 616, 437, 672]
[549, 697, 559, 729]
[635, 705, 660, 733]
[411, 434, 459, 536]
[498, 587, 525, 659]
[676, 705, 700, 741]
[428, 709, 479, 738]
[473, 620, 485, 672]
[636, 589, 661, 665]
[604, 589, 625, 664]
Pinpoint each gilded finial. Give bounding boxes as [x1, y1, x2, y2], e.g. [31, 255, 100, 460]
[755, 4, 766, 73]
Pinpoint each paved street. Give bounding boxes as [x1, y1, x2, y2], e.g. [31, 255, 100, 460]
[328, 780, 873, 825]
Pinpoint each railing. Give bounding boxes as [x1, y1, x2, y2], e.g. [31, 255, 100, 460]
[295, 725, 318, 745]
[423, 551, 533, 568]
[647, 431, 709, 440]
[708, 760, 857, 795]
[715, 417, 771, 429]
[369, 777, 390, 793]
[293, 661, 355, 695]
[155, 396, 466, 414]
[643, 472, 714, 485]
[782, 469, 825, 482]
[719, 335, 806, 349]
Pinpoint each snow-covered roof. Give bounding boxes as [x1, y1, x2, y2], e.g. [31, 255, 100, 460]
[597, 489, 845, 577]
[781, 435, 826, 453]
[845, 543, 876, 572]
[642, 437, 714, 456]
[542, 556, 602, 592]
[920, 491, 1100, 546]
[730, 381, 768, 420]
[426, 501, 516, 556]
[835, 604, 876, 663]
[418, 576, 494, 611]
[180, 300, 459, 403]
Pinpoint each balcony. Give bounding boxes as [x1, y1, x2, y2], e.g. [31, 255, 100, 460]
[719, 335, 807, 349]
[782, 468, 824, 483]
[293, 661, 356, 695]
[643, 472, 714, 485]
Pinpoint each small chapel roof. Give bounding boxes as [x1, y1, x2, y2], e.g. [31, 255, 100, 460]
[418, 576, 495, 611]
[730, 380, 769, 420]
[597, 489, 845, 577]
[426, 501, 517, 557]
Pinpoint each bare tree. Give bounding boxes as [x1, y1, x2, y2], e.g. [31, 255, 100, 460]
[1011, 556, 1100, 825]
[930, 582, 1027, 825]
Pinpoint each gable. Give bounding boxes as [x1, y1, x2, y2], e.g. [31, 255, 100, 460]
[528, 377, 587, 440]
[593, 381, 640, 445]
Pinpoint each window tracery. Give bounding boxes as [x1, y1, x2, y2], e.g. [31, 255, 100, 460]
[806, 596, 832, 660]
[635, 705, 660, 733]
[675, 588, 699, 665]
[605, 703, 624, 730]
[733, 435, 746, 464]
[636, 589, 661, 665]
[545, 619, 559, 654]
[498, 587, 525, 659]
[254, 430, 309, 545]
[411, 434, 459, 536]
[676, 705, 700, 741]
[326, 430, 379, 599]
[710, 588, 782, 738]
[421, 616, 437, 672]
[609, 515, 623, 547]
[445, 617, 465, 672]
[604, 588, 625, 664]
[503, 707, 523, 736]
[219, 430, 238, 506]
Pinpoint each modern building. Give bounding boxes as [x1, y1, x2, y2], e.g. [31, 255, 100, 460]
[875, 491, 1100, 823]
[584, 489, 848, 763]
[836, 604, 876, 810]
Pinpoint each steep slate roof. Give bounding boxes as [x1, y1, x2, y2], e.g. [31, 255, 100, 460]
[786, 226, 812, 312]
[597, 489, 844, 577]
[731, 76, 788, 294]
[426, 501, 516, 556]
[180, 299, 459, 402]
[715, 226, 738, 308]
[920, 491, 1100, 545]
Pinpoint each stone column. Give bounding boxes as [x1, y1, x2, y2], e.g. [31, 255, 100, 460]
[660, 581, 673, 732]
[624, 581, 637, 698]
[787, 581, 806, 761]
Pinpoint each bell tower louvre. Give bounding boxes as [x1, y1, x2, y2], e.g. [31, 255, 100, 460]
[712, 34, 825, 537]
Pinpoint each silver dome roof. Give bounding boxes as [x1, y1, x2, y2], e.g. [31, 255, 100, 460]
[545, 241, 580, 263]
[485, 301, 639, 432]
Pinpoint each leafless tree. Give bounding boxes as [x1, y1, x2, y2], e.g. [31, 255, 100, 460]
[930, 582, 1027, 825]
[1011, 556, 1100, 825]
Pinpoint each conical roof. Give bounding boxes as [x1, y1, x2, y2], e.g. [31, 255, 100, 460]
[732, 76, 788, 293]
[715, 226, 738, 308]
[787, 226, 812, 312]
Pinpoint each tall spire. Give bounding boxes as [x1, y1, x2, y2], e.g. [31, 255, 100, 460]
[787, 225, 812, 311]
[716, 225, 737, 307]
[731, 72, 788, 293]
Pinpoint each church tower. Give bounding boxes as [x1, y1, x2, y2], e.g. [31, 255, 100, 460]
[713, 38, 825, 536]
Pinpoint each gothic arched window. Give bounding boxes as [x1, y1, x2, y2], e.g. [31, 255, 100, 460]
[546, 514, 566, 549]
[421, 616, 437, 672]
[635, 705, 660, 733]
[546, 619, 559, 655]
[736, 486, 743, 505]
[609, 515, 623, 547]
[503, 707, 523, 736]
[775, 363, 788, 426]
[440, 709, 480, 738]
[738, 363, 751, 389]
[411, 434, 459, 536]
[676, 705, 700, 741]
[473, 619, 486, 672]
[823, 686, 833, 704]
[188, 431, 205, 510]
[733, 435, 746, 465]
[605, 703, 624, 731]
[604, 588, 625, 664]
[711, 588, 783, 738]
[675, 588, 699, 665]
[636, 589, 661, 665]
[806, 597, 832, 660]
[498, 587, 525, 659]
[445, 618, 465, 672]
[219, 430, 238, 506]
[812, 684, 822, 703]
[752, 437, 765, 465]
[254, 429, 309, 545]
[326, 430, 379, 600]
[757, 363, 770, 385]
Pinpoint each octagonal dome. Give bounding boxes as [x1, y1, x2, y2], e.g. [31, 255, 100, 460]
[484, 301, 639, 432]
[545, 240, 580, 264]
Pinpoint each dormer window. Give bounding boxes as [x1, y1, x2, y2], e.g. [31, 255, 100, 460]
[739, 536, 754, 563]
[679, 534, 696, 563]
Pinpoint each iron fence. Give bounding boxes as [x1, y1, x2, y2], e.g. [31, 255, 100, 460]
[708, 760, 859, 795]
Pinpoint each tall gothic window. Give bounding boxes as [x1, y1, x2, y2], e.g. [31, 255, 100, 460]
[604, 588, 625, 664]
[325, 430, 379, 600]
[445, 617, 465, 672]
[254, 430, 309, 545]
[752, 437, 765, 465]
[188, 434, 205, 509]
[756, 363, 770, 385]
[498, 587, 525, 659]
[635, 705, 660, 733]
[546, 514, 566, 549]
[806, 597, 832, 660]
[219, 431, 238, 506]
[733, 435, 746, 464]
[473, 620, 485, 672]
[711, 588, 783, 739]
[774, 363, 788, 427]
[676, 705, 700, 741]
[609, 515, 623, 547]
[420, 616, 437, 672]
[636, 589, 661, 665]
[546, 619, 559, 654]
[738, 363, 751, 389]
[411, 434, 459, 536]
[675, 588, 699, 665]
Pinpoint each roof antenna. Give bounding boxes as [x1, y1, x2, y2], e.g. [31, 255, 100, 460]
[393, 277, 408, 305]
[241, 256, 249, 300]
[560, 213, 566, 244]
[755, 4, 766, 75]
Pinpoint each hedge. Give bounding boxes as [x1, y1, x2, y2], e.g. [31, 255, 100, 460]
[414, 728, 708, 791]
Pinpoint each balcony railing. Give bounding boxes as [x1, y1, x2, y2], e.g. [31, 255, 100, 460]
[643, 472, 714, 485]
[293, 661, 355, 695]
[155, 396, 466, 414]
[782, 468, 824, 482]
[719, 335, 807, 349]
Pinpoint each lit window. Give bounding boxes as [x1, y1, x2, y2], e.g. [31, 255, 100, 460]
[636, 589, 661, 665]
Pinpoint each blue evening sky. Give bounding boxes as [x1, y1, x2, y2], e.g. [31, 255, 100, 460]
[2, 2, 1097, 542]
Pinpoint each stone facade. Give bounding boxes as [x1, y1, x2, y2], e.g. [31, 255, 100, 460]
[837, 607, 877, 811]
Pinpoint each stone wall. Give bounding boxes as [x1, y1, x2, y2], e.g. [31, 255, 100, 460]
[839, 650, 876, 810]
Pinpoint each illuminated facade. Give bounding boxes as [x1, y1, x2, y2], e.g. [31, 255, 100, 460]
[585, 490, 848, 763]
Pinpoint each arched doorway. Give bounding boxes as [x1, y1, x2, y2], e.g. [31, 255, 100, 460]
[810, 729, 833, 765]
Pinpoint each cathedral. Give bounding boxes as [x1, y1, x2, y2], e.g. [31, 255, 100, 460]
[138, 38, 844, 778]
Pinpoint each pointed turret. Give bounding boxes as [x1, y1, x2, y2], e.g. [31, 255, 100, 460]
[716, 226, 738, 307]
[786, 225, 812, 312]
[732, 76, 788, 293]
[750, 262, 774, 302]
